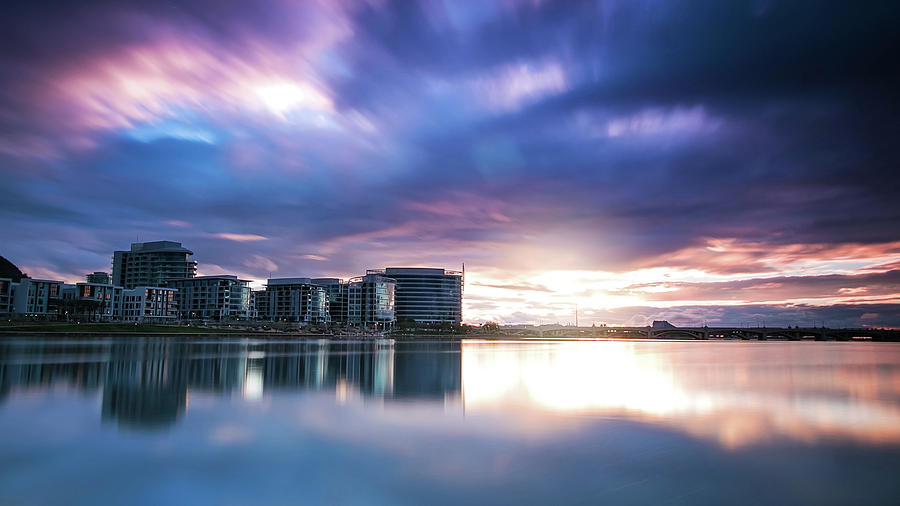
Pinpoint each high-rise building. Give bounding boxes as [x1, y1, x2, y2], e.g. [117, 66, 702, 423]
[374, 268, 462, 324]
[166, 275, 250, 320]
[112, 241, 197, 289]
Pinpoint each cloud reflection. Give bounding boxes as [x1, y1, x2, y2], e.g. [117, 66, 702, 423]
[460, 340, 900, 447]
[3, 338, 900, 450]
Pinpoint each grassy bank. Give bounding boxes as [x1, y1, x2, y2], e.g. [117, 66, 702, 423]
[0, 323, 249, 334]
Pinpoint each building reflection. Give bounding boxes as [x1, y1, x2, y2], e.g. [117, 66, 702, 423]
[4, 338, 900, 447]
[0, 339, 462, 431]
[102, 340, 191, 429]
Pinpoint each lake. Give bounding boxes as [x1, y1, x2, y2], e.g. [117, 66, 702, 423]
[1, 337, 900, 504]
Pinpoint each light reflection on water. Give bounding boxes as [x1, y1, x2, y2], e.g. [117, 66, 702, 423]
[1, 337, 900, 504]
[461, 340, 900, 447]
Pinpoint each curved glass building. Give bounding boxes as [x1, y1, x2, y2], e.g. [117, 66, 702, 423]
[374, 268, 462, 325]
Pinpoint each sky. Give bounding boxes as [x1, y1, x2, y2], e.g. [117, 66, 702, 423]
[1, 0, 899, 327]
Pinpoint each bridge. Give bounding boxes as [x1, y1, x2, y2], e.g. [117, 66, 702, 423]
[496, 325, 900, 341]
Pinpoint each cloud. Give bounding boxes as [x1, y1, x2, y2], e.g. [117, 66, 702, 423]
[215, 233, 268, 242]
[243, 254, 278, 273]
[616, 270, 900, 305]
[1, 0, 899, 325]
[475, 303, 900, 329]
[470, 282, 552, 293]
[469, 61, 568, 112]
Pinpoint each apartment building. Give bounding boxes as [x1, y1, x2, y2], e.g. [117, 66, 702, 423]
[112, 241, 197, 289]
[167, 275, 251, 320]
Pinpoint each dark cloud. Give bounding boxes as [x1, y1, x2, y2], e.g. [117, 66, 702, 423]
[1, 0, 898, 322]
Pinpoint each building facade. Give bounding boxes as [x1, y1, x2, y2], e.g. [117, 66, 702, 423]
[350, 274, 396, 326]
[11, 278, 62, 317]
[86, 271, 111, 284]
[251, 290, 268, 320]
[67, 282, 124, 321]
[120, 287, 178, 323]
[375, 268, 462, 324]
[311, 278, 353, 324]
[112, 241, 197, 289]
[0, 278, 12, 315]
[262, 278, 329, 323]
[166, 276, 251, 320]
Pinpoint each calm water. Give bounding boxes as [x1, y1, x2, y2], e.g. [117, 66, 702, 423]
[1, 338, 900, 505]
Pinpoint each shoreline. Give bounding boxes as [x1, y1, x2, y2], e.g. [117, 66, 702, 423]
[2, 323, 897, 341]
[2, 331, 896, 342]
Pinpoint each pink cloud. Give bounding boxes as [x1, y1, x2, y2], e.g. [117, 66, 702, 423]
[637, 238, 900, 275]
[3, 1, 359, 158]
[17, 265, 80, 284]
[215, 233, 268, 242]
[243, 254, 278, 272]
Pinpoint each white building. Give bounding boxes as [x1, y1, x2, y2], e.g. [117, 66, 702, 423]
[120, 286, 179, 323]
[0, 278, 13, 315]
[11, 278, 62, 317]
[112, 241, 197, 289]
[262, 278, 329, 323]
[167, 275, 251, 320]
[67, 282, 125, 321]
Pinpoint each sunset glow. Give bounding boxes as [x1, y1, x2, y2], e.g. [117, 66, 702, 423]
[460, 340, 900, 447]
[1, 0, 898, 327]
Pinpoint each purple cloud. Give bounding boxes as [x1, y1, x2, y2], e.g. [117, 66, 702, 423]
[1, 0, 899, 324]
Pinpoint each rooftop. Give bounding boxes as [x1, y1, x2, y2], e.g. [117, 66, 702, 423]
[125, 241, 194, 255]
[268, 277, 313, 286]
[380, 267, 463, 276]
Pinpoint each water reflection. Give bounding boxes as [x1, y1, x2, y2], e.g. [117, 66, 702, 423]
[461, 340, 900, 447]
[3, 338, 900, 504]
[1, 338, 900, 448]
[0, 338, 461, 430]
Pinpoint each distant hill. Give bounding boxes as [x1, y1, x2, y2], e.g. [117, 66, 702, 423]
[0, 255, 26, 282]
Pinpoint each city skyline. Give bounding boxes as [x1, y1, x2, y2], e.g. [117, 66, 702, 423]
[2, 1, 899, 327]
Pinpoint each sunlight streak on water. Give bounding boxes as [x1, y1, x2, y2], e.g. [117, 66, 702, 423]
[2, 338, 900, 504]
[461, 340, 900, 447]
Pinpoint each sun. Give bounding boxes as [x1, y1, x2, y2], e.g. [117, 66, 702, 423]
[254, 81, 332, 116]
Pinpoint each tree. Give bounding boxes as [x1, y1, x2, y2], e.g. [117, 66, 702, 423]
[481, 321, 500, 334]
